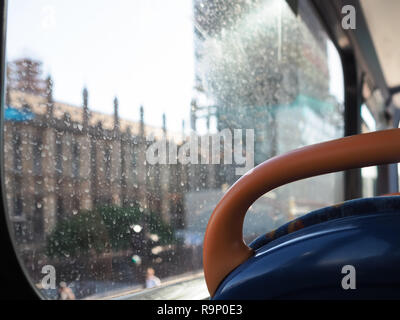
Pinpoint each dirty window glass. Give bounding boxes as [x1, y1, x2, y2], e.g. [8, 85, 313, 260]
[4, 0, 343, 299]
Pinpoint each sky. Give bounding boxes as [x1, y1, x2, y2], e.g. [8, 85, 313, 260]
[327, 40, 344, 105]
[6, 0, 196, 133]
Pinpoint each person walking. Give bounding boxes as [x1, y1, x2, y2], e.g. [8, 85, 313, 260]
[145, 267, 161, 288]
[58, 281, 76, 300]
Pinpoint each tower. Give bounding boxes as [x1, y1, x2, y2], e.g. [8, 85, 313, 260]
[45, 75, 54, 120]
[113, 96, 120, 132]
[82, 87, 89, 131]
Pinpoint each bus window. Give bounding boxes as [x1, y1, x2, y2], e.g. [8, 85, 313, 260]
[4, 0, 344, 299]
[361, 103, 378, 197]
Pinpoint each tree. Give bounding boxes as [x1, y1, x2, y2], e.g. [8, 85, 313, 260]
[46, 205, 176, 259]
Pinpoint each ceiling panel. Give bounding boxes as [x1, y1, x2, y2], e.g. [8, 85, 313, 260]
[360, 0, 400, 89]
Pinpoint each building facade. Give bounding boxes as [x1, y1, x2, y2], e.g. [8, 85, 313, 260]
[4, 84, 191, 251]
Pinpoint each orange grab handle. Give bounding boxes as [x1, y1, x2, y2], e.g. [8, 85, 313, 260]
[203, 128, 400, 297]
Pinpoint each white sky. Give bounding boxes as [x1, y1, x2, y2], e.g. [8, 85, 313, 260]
[327, 40, 344, 104]
[6, 0, 195, 132]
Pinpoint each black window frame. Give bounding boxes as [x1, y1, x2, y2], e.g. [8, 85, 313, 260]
[0, 0, 40, 300]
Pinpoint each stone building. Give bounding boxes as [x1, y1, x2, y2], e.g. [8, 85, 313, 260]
[4, 81, 189, 251]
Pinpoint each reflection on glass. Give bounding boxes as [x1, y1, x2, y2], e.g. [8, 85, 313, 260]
[4, 0, 344, 299]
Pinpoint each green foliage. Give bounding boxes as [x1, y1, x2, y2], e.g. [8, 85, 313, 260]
[144, 211, 176, 245]
[46, 205, 175, 258]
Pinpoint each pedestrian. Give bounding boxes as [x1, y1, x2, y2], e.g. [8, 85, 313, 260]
[145, 267, 161, 288]
[58, 281, 76, 300]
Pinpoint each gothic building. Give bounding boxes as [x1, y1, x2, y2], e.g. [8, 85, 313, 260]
[4, 82, 191, 250]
